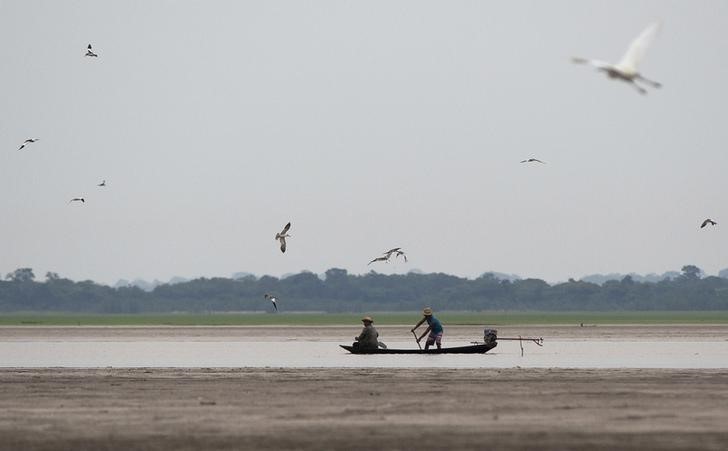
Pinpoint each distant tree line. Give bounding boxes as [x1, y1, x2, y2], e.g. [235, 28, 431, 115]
[1, 265, 728, 313]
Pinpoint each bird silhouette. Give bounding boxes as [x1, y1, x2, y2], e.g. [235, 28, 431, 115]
[275, 222, 291, 253]
[369, 247, 408, 265]
[97, 180, 106, 187]
[700, 219, 717, 229]
[572, 22, 662, 94]
[18, 139, 39, 151]
[69, 198, 85, 204]
[85, 44, 98, 57]
[520, 158, 545, 164]
[264, 294, 278, 312]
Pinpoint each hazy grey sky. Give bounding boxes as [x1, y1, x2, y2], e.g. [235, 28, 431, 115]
[2, 1, 727, 285]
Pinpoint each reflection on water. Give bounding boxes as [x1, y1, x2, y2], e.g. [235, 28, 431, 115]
[1, 339, 727, 369]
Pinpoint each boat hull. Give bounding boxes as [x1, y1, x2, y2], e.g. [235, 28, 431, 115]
[340, 342, 497, 354]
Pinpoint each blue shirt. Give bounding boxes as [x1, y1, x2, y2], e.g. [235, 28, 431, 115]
[426, 316, 443, 334]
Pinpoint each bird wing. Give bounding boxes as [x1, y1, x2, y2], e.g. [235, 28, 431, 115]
[701, 220, 709, 228]
[279, 237, 287, 253]
[616, 22, 660, 73]
[281, 222, 291, 234]
[88, 44, 92, 50]
[571, 57, 613, 70]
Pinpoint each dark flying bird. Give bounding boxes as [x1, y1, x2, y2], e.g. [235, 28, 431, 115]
[700, 219, 717, 229]
[68, 197, 85, 203]
[85, 44, 98, 57]
[97, 180, 106, 187]
[520, 158, 545, 164]
[275, 222, 291, 253]
[264, 293, 278, 312]
[18, 138, 39, 151]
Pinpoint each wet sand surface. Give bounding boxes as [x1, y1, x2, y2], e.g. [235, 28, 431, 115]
[2, 326, 728, 450]
[1, 367, 728, 451]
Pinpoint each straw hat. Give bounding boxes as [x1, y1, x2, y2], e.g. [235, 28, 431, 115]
[361, 316, 373, 323]
[423, 307, 433, 316]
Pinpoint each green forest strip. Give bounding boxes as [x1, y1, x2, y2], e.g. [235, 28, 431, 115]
[2, 311, 728, 326]
[4, 267, 728, 313]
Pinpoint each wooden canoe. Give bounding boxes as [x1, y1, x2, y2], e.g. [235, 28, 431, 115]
[340, 342, 497, 354]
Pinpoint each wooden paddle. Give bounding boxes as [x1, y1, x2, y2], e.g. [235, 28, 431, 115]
[412, 330, 422, 350]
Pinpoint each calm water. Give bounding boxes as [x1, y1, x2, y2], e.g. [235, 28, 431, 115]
[1, 339, 727, 368]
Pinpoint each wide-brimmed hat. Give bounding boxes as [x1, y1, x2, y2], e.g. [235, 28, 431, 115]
[361, 316, 373, 323]
[423, 307, 433, 316]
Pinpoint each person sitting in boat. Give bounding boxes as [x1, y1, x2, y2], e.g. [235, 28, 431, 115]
[353, 316, 379, 350]
[411, 307, 443, 350]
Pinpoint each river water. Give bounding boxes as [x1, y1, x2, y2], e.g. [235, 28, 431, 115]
[1, 325, 727, 368]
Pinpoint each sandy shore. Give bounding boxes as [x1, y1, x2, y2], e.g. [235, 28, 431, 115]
[1, 367, 727, 450]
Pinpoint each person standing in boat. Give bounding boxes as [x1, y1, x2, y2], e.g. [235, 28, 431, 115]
[411, 307, 443, 350]
[354, 316, 379, 350]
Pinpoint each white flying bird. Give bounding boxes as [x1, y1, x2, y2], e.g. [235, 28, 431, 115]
[85, 44, 98, 57]
[275, 222, 291, 253]
[572, 22, 662, 94]
[18, 139, 39, 151]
